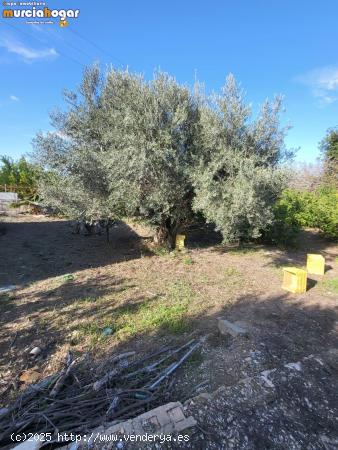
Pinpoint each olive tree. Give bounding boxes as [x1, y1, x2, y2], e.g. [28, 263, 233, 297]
[100, 69, 200, 247]
[34, 66, 292, 247]
[34, 66, 200, 246]
[192, 75, 292, 242]
[34, 65, 113, 227]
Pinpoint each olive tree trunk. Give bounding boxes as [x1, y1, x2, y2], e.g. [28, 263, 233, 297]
[154, 220, 181, 250]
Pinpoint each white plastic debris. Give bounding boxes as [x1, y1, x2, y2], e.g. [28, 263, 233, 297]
[260, 369, 276, 388]
[0, 285, 16, 294]
[285, 362, 302, 371]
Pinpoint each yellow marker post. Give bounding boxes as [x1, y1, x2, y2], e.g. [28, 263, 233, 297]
[282, 267, 307, 294]
[306, 254, 325, 275]
[175, 234, 186, 251]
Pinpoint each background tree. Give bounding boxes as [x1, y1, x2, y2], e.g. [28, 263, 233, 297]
[320, 127, 338, 188]
[0, 156, 40, 200]
[288, 161, 323, 192]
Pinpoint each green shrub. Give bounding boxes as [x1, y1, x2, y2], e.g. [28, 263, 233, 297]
[312, 188, 338, 238]
[262, 190, 302, 245]
[264, 188, 338, 244]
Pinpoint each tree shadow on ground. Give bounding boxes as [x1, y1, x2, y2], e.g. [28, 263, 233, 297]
[223, 292, 338, 360]
[0, 273, 133, 328]
[263, 229, 338, 270]
[1, 220, 337, 416]
[184, 223, 223, 249]
[105, 290, 338, 399]
[0, 218, 148, 286]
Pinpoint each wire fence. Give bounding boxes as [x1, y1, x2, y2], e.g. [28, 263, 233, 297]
[0, 184, 38, 201]
[0, 184, 17, 193]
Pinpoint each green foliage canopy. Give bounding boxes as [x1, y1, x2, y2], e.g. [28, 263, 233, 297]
[192, 76, 291, 242]
[34, 65, 292, 247]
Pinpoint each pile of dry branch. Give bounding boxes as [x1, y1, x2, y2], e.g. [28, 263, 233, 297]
[0, 339, 199, 446]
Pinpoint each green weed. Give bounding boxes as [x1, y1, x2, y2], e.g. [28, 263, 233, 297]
[322, 277, 338, 294]
[183, 257, 194, 265]
[224, 267, 240, 277]
[223, 266, 243, 288]
[63, 274, 75, 282]
[76, 281, 196, 345]
[152, 245, 170, 257]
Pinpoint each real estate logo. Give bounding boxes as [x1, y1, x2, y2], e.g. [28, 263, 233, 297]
[2, 2, 80, 26]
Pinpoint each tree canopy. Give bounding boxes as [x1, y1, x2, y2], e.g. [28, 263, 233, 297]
[34, 65, 292, 247]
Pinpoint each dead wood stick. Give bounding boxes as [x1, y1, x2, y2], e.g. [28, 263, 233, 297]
[145, 339, 195, 371]
[8, 374, 59, 414]
[49, 359, 77, 398]
[127, 345, 173, 368]
[41, 413, 58, 434]
[93, 367, 120, 391]
[92, 351, 136, 391]
[93, 352, 136, 391]
[110, 351, 136, 363]
[147, 341, 200, 390]
[124, 341, 195, 380]
[8, 331, 18, 350]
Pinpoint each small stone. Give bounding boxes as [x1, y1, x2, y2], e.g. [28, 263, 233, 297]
[30, 347, 42, 357]
[285, 362, 302, 371]
[218, 318, 249, 338]
[12, 440, 41, 450]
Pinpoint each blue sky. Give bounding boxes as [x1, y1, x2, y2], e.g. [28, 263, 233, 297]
[0, 0, 337, 163]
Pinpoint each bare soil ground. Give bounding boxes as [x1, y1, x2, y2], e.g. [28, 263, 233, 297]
[0, 214, 337, 448]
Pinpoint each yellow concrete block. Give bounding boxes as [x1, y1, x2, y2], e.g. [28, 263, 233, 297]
[282, 267, 307, 294]
[306, 254, 325, 275]
[175, 234, 186, 251]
